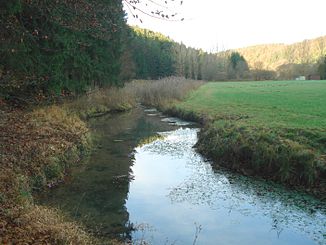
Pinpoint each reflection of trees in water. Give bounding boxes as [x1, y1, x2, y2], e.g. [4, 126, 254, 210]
[37, 108, 180, 242]
[39, 109, 326, 244]
[140, 128, 199, 158]
[162, 131, 326, 244]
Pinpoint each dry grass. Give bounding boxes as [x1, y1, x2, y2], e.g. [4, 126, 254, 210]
[0, 106, 90, 183]
[1, 205, 95, 244]
[67, 86, 137, 119]
[65, 77, 204, 118]
[130, 77, 204, 109]
[0, 105, 93, 243]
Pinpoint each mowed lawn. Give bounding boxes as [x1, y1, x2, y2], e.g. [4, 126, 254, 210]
[178, 80, 326, 129]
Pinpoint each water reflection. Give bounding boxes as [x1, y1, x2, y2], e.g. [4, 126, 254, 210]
[128, 128, 326, 245]
[37, 108, 326, 245]
[37, 108, 179, 242]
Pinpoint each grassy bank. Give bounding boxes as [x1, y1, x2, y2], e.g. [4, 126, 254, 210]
[171, 80, 326, 198]
[0, 105, 95, 243]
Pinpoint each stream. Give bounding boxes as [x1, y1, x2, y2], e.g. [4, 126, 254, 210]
[37, 107, 326, 245]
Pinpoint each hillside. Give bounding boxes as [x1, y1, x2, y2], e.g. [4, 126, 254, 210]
[234, 36, 326, 79]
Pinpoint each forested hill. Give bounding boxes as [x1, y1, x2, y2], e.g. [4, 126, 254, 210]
[234, 36, 326, 78]
[128, 30, 326, 81]
[125, 26, 226, 81]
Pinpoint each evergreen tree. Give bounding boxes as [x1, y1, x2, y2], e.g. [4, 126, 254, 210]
[318, 56, 326, 79]
[0, 0, 128, 99]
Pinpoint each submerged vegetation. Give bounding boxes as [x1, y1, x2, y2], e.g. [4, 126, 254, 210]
[172, 80, 326, 197]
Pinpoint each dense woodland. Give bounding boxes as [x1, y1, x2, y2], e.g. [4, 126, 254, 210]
[1, 1, 326, 102]
[0, 0, 127, 100]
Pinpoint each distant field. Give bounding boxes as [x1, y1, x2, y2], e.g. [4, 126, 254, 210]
[178, 80, 326, 129]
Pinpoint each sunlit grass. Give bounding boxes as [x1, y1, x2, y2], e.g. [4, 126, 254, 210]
[177, 80, 326, 129]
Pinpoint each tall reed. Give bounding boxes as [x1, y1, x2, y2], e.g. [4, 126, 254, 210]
[129, 76, 204, 108]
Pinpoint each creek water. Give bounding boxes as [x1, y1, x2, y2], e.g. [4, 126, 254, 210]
[37, 107, 326, 245]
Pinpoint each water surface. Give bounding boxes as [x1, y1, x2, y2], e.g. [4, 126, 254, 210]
[37, 107, 326, 244]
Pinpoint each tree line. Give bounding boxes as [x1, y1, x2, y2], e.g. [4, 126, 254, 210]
[0, 0, 244, 102]
[1, 1, 325, 102]
[0, 0, 127, 100]
[124, 26, 248, 82]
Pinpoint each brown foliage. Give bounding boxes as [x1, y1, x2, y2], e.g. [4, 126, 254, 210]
[66, 86, 137, 118]
[0, 105, 93, 243]
[1, 205, 94, 244]
[130, 76, 204, 108]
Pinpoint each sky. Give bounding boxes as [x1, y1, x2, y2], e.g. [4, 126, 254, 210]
[124, 0, 326, 52]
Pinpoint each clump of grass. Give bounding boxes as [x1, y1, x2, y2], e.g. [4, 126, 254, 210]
[137, 134, 165, 148]
[66, 86, 137, 119]
[130, 77, 204, 109]
[195, 123, 326, 196]
[1, 205, 95, 244]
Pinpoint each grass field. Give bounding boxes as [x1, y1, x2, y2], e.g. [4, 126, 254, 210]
[173, 80, 326, 196]
[177, 80, 326, 129]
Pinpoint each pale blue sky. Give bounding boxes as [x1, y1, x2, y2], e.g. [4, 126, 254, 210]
[124, 0, 326, 51]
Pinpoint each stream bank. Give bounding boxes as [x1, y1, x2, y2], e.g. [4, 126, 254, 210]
[0, 105, 94, 243]
[164, 105, 326, 199]
[37, 107, 326, 245]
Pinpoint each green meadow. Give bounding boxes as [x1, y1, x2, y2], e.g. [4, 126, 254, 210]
[178, 80, 326, 129]
[174, 80, 326, 195]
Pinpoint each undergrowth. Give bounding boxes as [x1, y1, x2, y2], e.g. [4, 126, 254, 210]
[67, 86, 137, 119]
